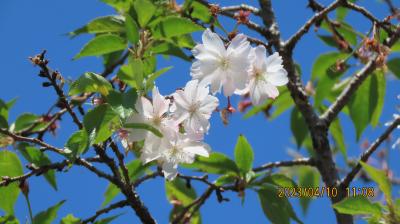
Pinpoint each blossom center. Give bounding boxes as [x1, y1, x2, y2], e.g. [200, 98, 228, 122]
[188, 102, 201, 114]
[152, 116, 162, 126]
[220, 57, 230, 71]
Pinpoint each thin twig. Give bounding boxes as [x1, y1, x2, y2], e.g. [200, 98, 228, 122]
[253, 158, 316, 172]
[81, 200, 129, 224]
[340, 117, 400, 188]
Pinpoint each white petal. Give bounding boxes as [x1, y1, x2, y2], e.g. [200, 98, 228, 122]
[227, 34, 250, 54]
[138, 97, 153, 119]
[264, 82, 280, 99]
[162, 162, 178, 180]
[183, 141, 210, 157]
[266, 69, 288, 86]
[202, 29, 225, 54]
[265, 52, 284, 72]
[222, 77, 236, 96]
[184, 80, 198, 102]
[209, 70, 223, 94]
[152, 87, 169, 117]
[199, 95, 219, 116]
[173, 90, 190, 110]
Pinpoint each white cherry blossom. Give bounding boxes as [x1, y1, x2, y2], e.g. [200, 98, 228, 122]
[191, 29, 251, 96]
[158, 132, 211, 180]
[173, 80, 219, 135]
[237, 46, 288, 105]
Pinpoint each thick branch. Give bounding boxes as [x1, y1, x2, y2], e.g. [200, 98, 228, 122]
[340, 117, 400, 188]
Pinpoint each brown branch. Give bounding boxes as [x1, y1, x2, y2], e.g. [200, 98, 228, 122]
[253, 158, 316, 172]
[0, 128, 66, 154]
[340, 116, 400, 188]
[133, 170, 161, 187]
[285, 0, 341, 50]
[383, 0, 399, 15]
[171, 187, 214, 224]
[81, 200, 129, 224]
[220, 4, 260, 15]
[109, 140, 130, 185]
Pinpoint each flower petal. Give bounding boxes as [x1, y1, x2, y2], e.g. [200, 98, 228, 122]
[266, 69, 288, 86]
[202, 29, 225, 54]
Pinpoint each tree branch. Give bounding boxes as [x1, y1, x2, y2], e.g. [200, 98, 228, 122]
[253, 158, 316, 172]
[81, 200, 129, 224]
[285, 0, 341, 50]
[340, 116, 400, 188]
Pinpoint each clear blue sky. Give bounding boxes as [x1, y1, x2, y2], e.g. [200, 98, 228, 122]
[0, 0, 399, 223]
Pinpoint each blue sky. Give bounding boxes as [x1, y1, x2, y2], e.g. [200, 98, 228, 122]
[0, 0, 399, 223]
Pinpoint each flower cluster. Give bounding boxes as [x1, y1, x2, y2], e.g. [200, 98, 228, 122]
[124, 29, 288, 180]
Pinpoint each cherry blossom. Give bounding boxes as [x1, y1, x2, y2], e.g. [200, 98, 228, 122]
[237, 45, 288, 105]
[173, 80, 219, 135]
[191, 29, 251, 96]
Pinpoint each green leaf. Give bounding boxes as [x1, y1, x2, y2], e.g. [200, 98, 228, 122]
[14, 113, 39, 132]
[69, 15, 124, 37]
[101, 0, 131, 11]
[215, 173, 237, 186]
[311, 52, 347, 80]
[60, 214, 80, 224]
[317, 35, 338, 48]
[74, 34, 126, 59]
[260, 174, 297, 188]
[145, 66, 173, 91]
[102, 183, 121, 207]
[17, 144, 58, 190]
[0, 151, 23, 214]
[117, 58, 144, 90]
[150, 42, 190, 61]
[182, 152, 239, 175]
[124, 123, 163, 138]
[348, 73, 382, 140]
[298, 167, 320, 214]
[0, 215, 19, 224]
[290, 108, 309, 148]
[234, 135, 254, 175]
[165, 178, 197, 206]
[33, 200, 65, 224]
[133, 0, 156, 27]
[387, 58, 400, 79]
[153, 16, 203, 38]
[330, 118, 347, 159]
[83, 104, 120, 144]
[65, 130, 89, 158]
[336, 7, 348, 21]
[270, 89, 294, 119]
[360, 162, 392, 200]
[257, 184, 303, 224]
[106, 89, 137, 120]
[125, 14, 139, 44]
[93, 214, 123, 224]
[333, 196, 382, 216]
[69, 72, 113, 96]
[370, 71, 385, 127]
[183, 0, 212, 23]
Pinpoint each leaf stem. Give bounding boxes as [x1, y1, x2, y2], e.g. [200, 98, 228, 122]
[24, 194, 34, 224]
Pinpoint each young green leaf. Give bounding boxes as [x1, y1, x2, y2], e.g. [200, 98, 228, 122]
[124, 123, 163, 138]
[259, 174, 298, 188]
[234, 135, 254, 175]
[83, 104, 120, 144]
[152, 16, 203, 39]
[298, 166, 320, 214]
[133, 0, 156, 27]
[145, 66, 173, 91]
[33, 200, 65, 224]
[387, 58, 400, 79]
[290, 108, 309, 148]
[150, 42, 190, 61]
[74, 34, 126, 59]
[69, 72, 113, 96]
[330, 118, 347, 159]
[93, 213, 123, 224]
[14, 113, 39, 132]
[165, 178, 197, 206]
[0, 215, 19, 224]
[0, 151, 23, 214]
[257, 184, 303, 224]
[101, 0, 131, 11]
[65, 130, 89, 158]
[348, 73, 382, 140]
[102, 183, 120, 207]
[333, 196, 382, 217]
[69, 15, 124, 38]
[370, 71, 385, 127]
[106, 89, 137, 120]
[360, 162, 392, 200]
[17, 143, 58, 190]
[182, 152, 239, 175]
[125, 14, 139, 44]
[311, 52, 347, 80]
[60, 214, 81, 224]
